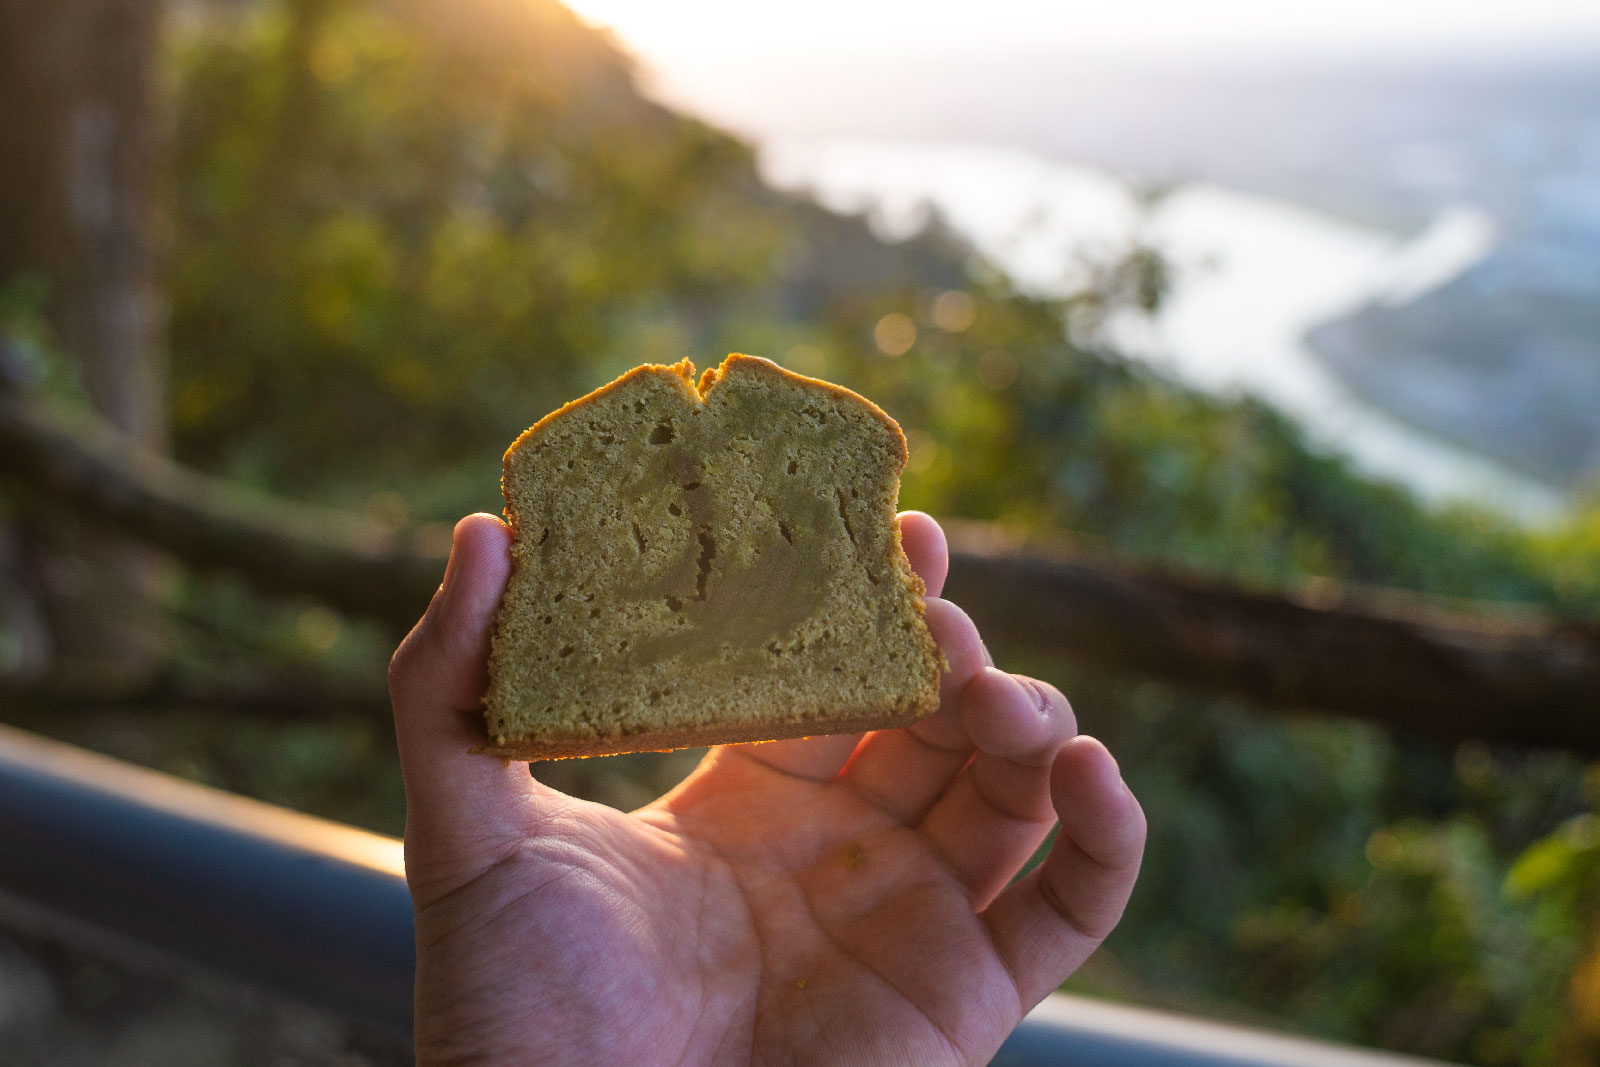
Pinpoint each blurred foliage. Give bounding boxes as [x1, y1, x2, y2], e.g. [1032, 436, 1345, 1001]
[8, 0, 1600, 1062]
[1048, 659, 1600, 1066]
[0, 276, 91, 409]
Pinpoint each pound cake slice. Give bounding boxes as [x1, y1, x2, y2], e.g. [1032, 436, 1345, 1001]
[481, 353, 943, 760]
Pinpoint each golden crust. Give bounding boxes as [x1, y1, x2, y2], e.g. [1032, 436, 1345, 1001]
[473, 706, 929, 761]
[499, 355, 908, 510]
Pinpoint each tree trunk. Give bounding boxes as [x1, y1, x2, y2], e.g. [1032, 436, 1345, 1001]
[0, 0, 167, 688]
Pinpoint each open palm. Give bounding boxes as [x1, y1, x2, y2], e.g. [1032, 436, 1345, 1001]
[390, 512, 1145, 1066]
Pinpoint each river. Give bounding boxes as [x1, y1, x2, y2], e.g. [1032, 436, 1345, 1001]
[758, 136, 1570, 524]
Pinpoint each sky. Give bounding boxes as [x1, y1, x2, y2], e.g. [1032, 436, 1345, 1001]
[562, 0, 1600, 58]
[560, 0, 1600, 140]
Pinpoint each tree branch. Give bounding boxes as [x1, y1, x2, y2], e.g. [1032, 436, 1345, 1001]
[0, 392, 448, 626]
[941, 522, 1599, 751]
[4, 391, 1597, 750]
[0, 670, 391, 726]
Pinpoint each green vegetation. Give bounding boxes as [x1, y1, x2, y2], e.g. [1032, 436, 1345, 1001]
[14, 0, 1600, 1062]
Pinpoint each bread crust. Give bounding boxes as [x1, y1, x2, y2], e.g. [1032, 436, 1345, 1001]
[499, 354, 909, 487]
[474, 707, 929, 761]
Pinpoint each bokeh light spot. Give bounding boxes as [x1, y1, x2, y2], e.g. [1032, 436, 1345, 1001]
[976, 349, 1017, 390]
[364, 490, 410, 531]
[295, 606, 343, 654]
[874, 312, 916, 356]
[932, 290, 977, 333]
[1365, 829, 1404, 869]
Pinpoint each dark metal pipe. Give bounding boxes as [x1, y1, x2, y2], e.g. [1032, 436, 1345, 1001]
[0, 725, 1459, 1065]
[0, 724, 415, 1033]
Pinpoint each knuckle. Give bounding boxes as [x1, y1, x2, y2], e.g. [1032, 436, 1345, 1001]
[1017, 676, 1078, 740]
[387, 634, 415, 691]
[1102, 798, 1148, 869]
[388, 618, 435, 694]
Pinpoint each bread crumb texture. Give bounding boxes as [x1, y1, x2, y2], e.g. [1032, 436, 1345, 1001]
[481, 354, 943, 760]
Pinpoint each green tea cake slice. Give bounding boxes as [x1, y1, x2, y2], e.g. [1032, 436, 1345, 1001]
[482, 353, 943, 760]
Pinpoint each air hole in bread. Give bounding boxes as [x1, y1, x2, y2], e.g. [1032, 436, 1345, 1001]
[694, 531, 716, 599]
[835, 489, 856, 545]
[649, 423, 675, 445]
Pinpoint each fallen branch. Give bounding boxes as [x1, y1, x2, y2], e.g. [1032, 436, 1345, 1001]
[0, 392, 447, 625]
[0, 669, 391, 725]
[4, 391, 1597, 750]
[941, 522, 1599, 751]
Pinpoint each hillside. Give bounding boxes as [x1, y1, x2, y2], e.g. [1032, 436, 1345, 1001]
[168, 0, 1575, 605]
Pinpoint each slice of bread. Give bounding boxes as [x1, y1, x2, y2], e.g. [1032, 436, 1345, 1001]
[481, 354, 943, 760]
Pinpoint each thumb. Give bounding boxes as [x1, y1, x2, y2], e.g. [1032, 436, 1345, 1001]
[389, 513, 535, 887]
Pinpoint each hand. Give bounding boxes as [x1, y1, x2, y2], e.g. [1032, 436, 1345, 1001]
[389, 511, 1145, 1066]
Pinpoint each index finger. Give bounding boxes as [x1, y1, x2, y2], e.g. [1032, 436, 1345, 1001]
[898, 510, 949, 597]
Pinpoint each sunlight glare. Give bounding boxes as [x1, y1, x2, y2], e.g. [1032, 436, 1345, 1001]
[562, 0, 1600, 57]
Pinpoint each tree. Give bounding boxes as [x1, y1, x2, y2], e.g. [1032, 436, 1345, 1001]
[0, 0, 167, 686]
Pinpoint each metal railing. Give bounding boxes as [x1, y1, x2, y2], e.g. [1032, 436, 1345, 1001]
[0, 724, 1456, 1066]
